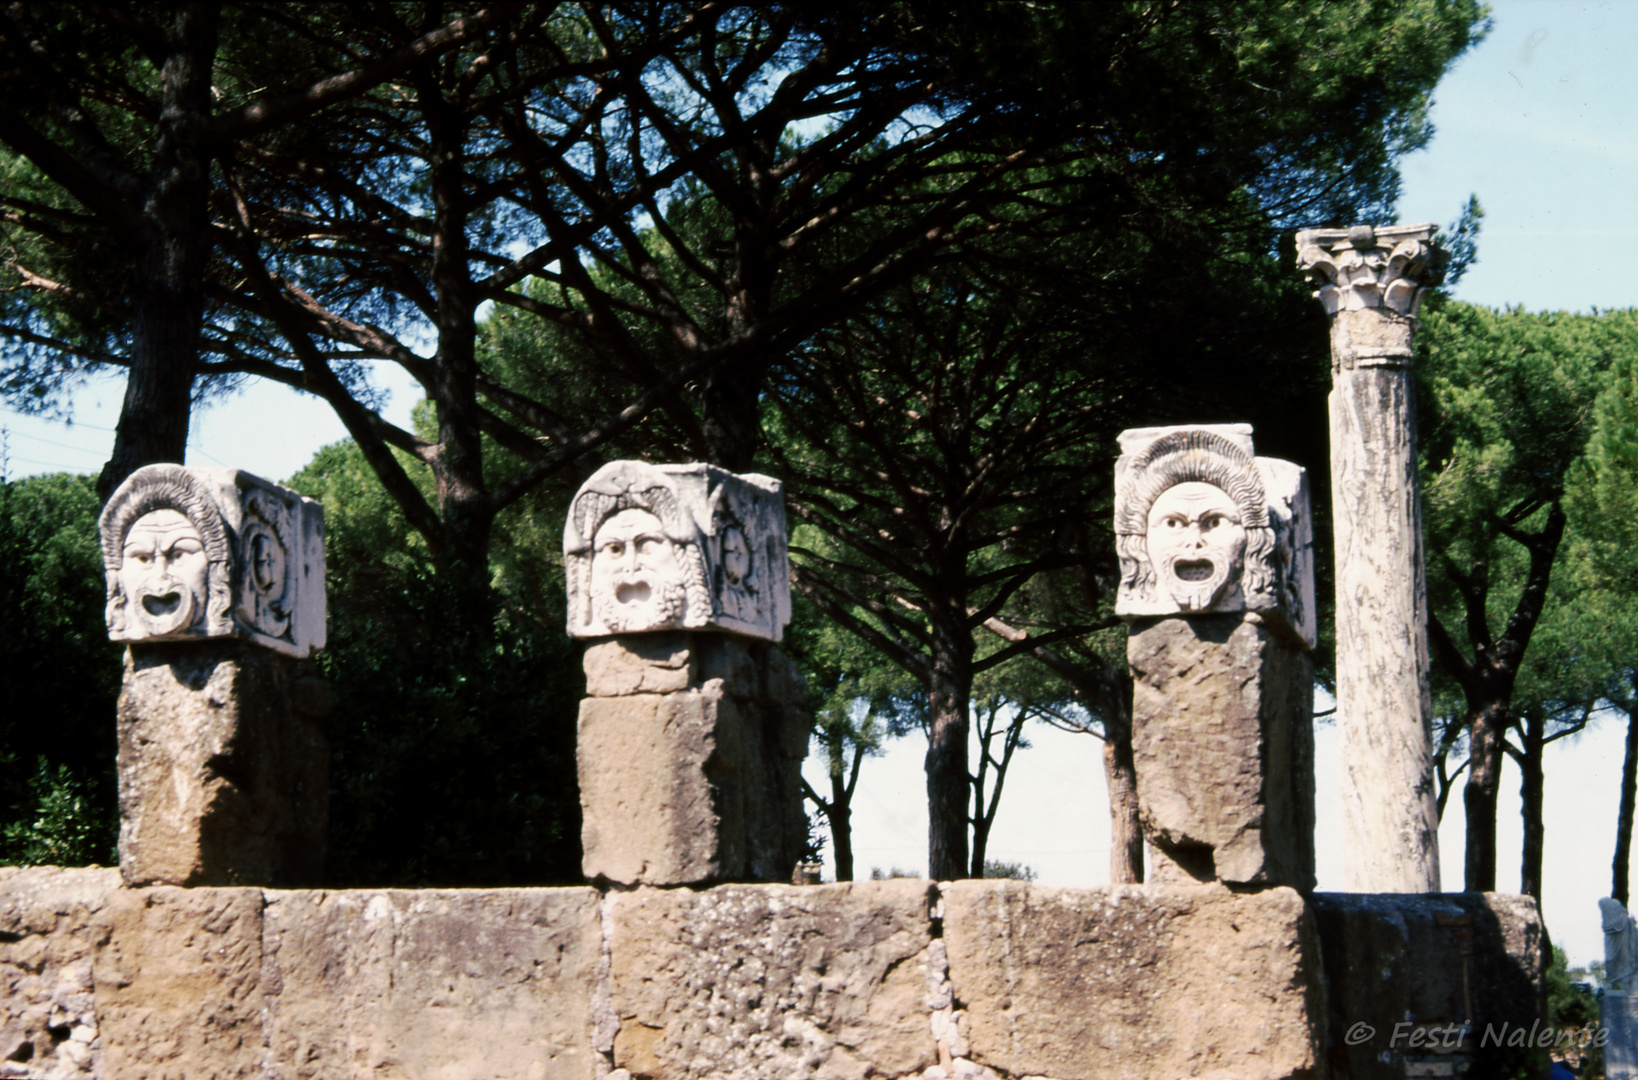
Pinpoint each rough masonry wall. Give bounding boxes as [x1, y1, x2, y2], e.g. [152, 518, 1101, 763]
[1, 868, 1543, 1080]
[0, 867, 118, 1079]
[605, 880, 936, 1079]
[1310, 892, 1544, 1079]
[943, 881, 1324, 1078]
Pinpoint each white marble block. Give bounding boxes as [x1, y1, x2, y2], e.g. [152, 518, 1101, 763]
[1114, 424, 1315, 649]
[564, 461, 791, 642]
[100, 464, 326, 657]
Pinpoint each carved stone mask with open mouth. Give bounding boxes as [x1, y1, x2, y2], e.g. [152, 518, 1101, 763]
[1145, 482, 1247, 612]
[591, 507, 687, 632]
[119, 509, 208, 638]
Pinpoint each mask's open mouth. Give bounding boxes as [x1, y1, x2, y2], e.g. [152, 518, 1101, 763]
[1173, 560, 1215, 582]
[615, 581, 652, 605]
[142, 591, 182, 616]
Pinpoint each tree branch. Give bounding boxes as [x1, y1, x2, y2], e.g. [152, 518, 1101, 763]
[208, 6, 518, 139]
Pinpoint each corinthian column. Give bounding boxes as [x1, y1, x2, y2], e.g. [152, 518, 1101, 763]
[1296, 223, 1444, 893]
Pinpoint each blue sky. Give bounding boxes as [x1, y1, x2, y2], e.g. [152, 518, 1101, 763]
[2, 0, 1632, 964]
[1398, 0, 1638, 313]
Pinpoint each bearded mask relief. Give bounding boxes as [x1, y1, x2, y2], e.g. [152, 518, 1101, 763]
[564, 461, 791, 641]
[1145, 481, 1248, 611]
[591, 508, 689, 632]
[1114, 425, 1315, 648]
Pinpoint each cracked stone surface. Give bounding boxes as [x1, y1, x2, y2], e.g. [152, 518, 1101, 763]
[942, 880, 1324, 1080]
[0, 867, 118, 1080]
[605, 880, 936, 1079]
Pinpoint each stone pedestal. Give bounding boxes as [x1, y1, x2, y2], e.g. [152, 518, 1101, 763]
[117, 641, 330, 887]
[1608, 993, 1638, 1080]
[943, 881, 1327, 1079]
[578, 633, 810, 886]
[1297, 224, 1444, 892]
[1313, 891, 1545, 1079]
[1129, 615, 1315, 889]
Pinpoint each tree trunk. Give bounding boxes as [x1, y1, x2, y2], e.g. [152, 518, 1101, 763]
[969, 709, 993, 880]
[1097, 667, 1143, 884]
[1518, 710, 1545, 902]
[1463, 699, 1509, 892]
[925, 613, 973, 881]
[422, 78, 489, 568]
[1104, 737, 1143, 884]
[1615, 697, 1638, 907]
[970, 705, 1030, 879]
[829, 765, 855, 883]
[98, 5, 219, 501]
[700, 356, 766, 471]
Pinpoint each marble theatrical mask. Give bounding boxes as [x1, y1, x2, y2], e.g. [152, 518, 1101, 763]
[591, 508, 687, 631]
[119, 509, 210, 637]
[1144, 481, 1247, 611]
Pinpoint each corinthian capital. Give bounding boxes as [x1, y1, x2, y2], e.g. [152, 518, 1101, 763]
[1295, 223, 1446, 370]
[1296, 223, 1445, 314]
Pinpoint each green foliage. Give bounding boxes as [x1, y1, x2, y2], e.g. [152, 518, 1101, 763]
[0, 472, 119, 866]
[287, 440, 583, 886]
[1, 758, 112, 866]
[1419, 304, 1630, 556]
[1567, 352, 1638, 595]
[1437, 195, 1486, 287]
[980, 859, 1036, 882]
[1544, 946, 1603, 1076]
[1546, 946, 1599, 1032]
[868, 866, 921, 880]
[1418, 304, 1638, 750]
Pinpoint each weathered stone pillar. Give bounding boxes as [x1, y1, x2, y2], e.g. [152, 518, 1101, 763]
[100, 464, 328, 887]
[1115, 425, 1316, 889]
[565, 461, 809, 886]
[1604, 898, 1638, 1078]
[1296, 224, 1445, 892]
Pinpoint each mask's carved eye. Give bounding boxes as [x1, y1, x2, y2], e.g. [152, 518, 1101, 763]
[604, 541, 625, 558]
[637, 536, 665, 556]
